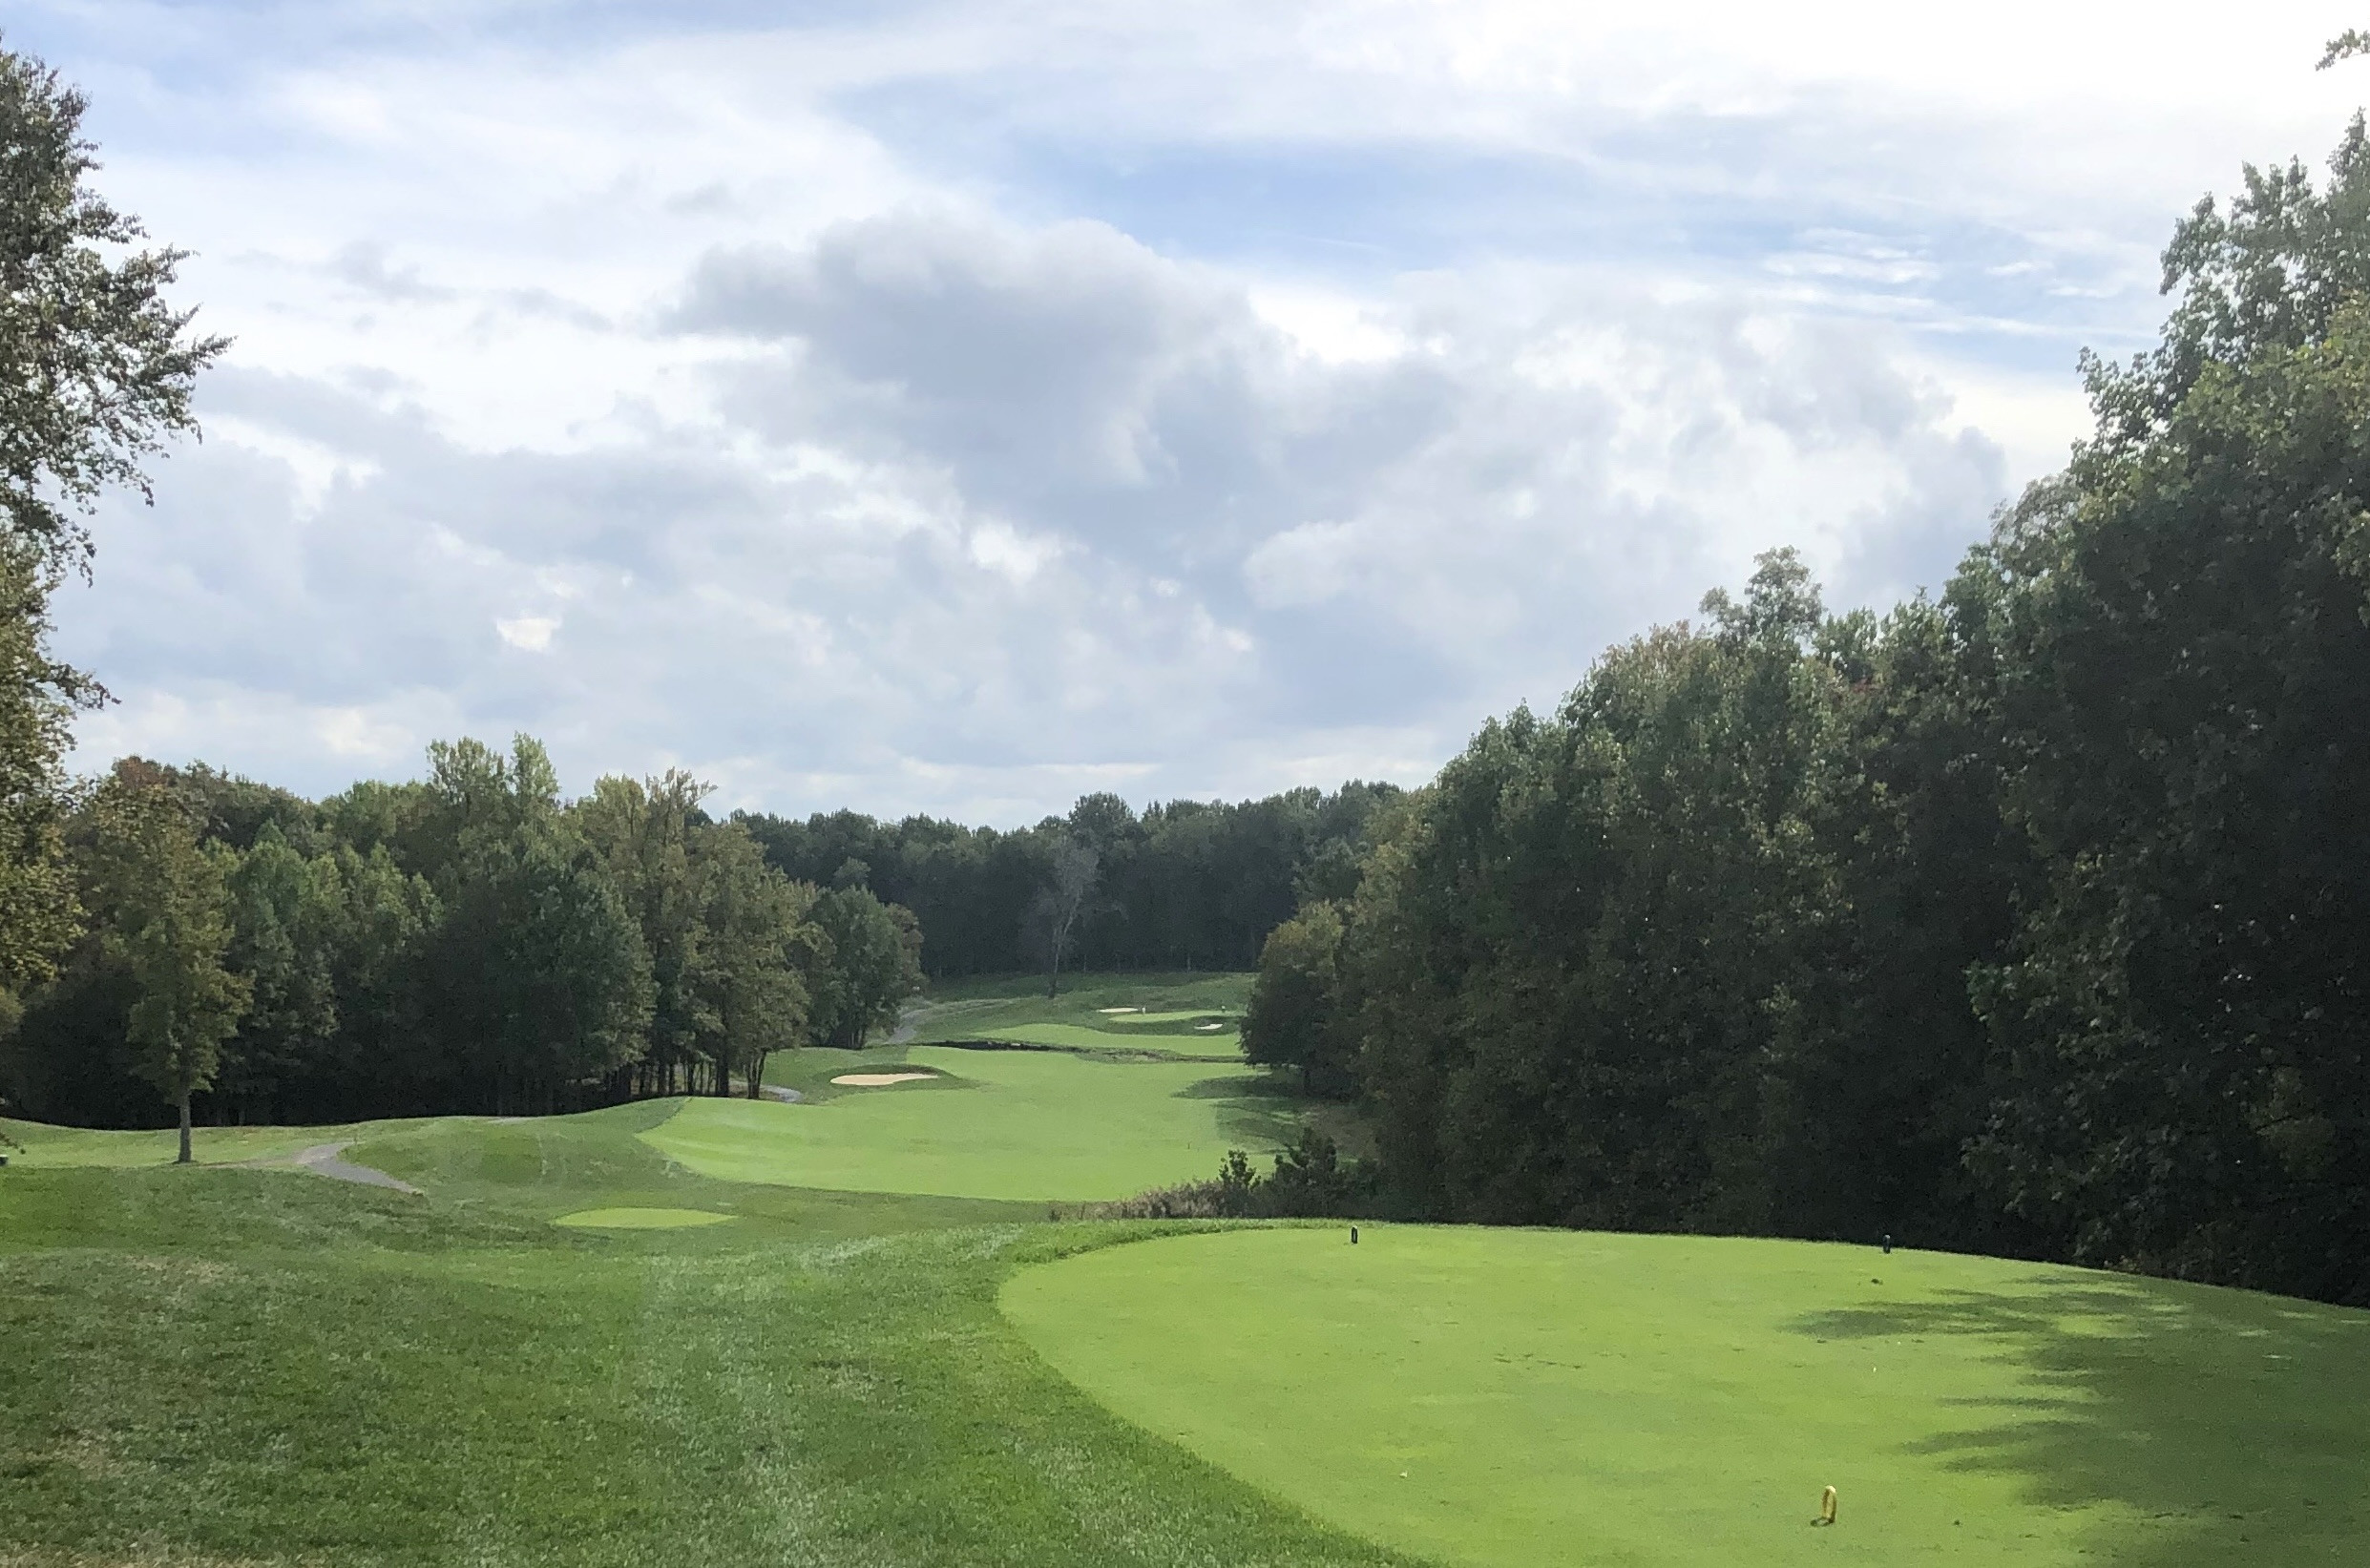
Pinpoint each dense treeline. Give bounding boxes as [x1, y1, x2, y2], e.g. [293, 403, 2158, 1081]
[1244, 124, 2370, 1304]
[736, 782, 1399, 978]
[0, 741, 924, 1133]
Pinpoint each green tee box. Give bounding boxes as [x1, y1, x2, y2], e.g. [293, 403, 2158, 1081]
[1003, 1224, 2370, 1568]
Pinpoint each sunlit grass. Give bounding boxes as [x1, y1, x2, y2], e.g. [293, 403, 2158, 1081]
[1004, 1225, 2370, 1568]
[659, 1045, 1296, 1202]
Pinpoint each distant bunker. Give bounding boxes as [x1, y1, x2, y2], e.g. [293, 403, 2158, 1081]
[830, 1072, 939, 1087]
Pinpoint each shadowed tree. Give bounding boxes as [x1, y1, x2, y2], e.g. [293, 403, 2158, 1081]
[1243, 900, 1353, 1096]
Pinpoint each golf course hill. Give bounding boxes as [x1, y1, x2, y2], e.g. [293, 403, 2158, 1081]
[3, 972, 2364, 1567]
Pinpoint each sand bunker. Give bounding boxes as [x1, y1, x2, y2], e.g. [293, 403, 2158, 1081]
[831, 1072, 937, 1087]
[554, 1207, 732, 1229]
[1194, 1022, 1229, 1032]
[1097, 1006, 1146, 1014]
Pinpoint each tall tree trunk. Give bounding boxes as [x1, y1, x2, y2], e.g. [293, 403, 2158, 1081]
[177, 1094, 193, 1165]
[747, 1053, 766, 1098]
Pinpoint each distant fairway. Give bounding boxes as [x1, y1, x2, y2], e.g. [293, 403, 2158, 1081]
[899, 971, 1250, 1055]
[1002, 1225, 2370, 1568]
[652, 1044, 1292, 1202]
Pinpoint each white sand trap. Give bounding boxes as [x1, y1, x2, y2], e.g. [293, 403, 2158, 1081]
[1097, 1006, 1146, 1014]
[1194, 1022, 1229, 1032]
[831, 1072, 938, 1086]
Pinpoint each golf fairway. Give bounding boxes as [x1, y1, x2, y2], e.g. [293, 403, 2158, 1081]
[644, 1046, 1289, 1201]
[1001, 1225, 2370, 1567]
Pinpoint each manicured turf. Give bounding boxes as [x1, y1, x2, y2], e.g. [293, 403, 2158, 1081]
[1000, 1225, 2370, 1568]
[901, 972, 1249, 1055]
[552, 1206, 733, 1228]
[654, 1045, 1298, 1202]
[14, 985, 2366, 1568]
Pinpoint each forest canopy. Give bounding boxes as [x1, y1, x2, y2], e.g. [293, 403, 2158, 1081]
[0, 743, 927, 1126]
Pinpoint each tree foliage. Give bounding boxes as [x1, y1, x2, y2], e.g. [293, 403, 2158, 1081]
[0, 45, 226, 575]
[86, 771, 248, 1160]
[737, 781, 1401, 978]
[1243, 123, 2370, 1304]
[0, 738, 911, 1126]
[0, 40, 216, 1047]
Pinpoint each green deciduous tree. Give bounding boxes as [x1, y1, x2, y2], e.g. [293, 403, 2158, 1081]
[0, 538, 85, 1027]
[423, 737, 653, 1114]
[89, 775, 248, 1161]
[1242, 900, 1352, 1096]
[809, 885, 924, 1051]
[0, 43, 218, 1061]
[0, 43, 226, 575]
[692, 824, 819, 1097]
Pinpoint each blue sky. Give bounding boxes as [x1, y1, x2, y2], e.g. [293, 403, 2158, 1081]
[14, 0, 2365, 822]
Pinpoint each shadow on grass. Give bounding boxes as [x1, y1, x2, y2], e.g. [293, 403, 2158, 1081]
[1170, 1070, 1318, 1151]
[1789, 1272, 2370, 1564]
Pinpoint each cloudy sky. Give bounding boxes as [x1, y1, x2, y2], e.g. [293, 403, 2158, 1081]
[14, 2, 2364, 822]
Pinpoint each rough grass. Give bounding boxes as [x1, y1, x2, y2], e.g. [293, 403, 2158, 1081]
[1000, 1224, 2370, 1568]
[0, 1116, 389, 1170]
[0, 1124, 1406, 1568]
[657, 1045, 1301, 1202]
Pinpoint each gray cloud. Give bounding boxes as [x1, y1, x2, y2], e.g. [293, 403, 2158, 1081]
[60, 206, 2013, 819]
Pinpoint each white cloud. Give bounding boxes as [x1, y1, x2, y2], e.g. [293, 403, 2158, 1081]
[17, 0, 2347, 817]
[494, 616, 560, 652]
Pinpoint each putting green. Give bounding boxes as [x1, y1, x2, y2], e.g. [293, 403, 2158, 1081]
[1001, 1225, 2370, 1568]
[551, 1206, 734, 1229]
[646, 1046, 1292, 1202]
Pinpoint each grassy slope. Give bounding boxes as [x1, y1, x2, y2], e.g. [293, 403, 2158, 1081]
[0, 1120, 1406, 1568]
[0, 1115, 390, 1169]
[1001, 1224, 2370, 1568]
[657, 1045, 1298, 1202]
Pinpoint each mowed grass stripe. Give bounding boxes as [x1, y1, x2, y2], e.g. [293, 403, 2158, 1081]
[649, 1046, 1289, 1202]
[0, 1163, 1405, 1568]
[1001, 1224, 2370, 1568]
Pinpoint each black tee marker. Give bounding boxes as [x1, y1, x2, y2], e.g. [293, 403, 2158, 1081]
[1351, 1225, 1359, 1244]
